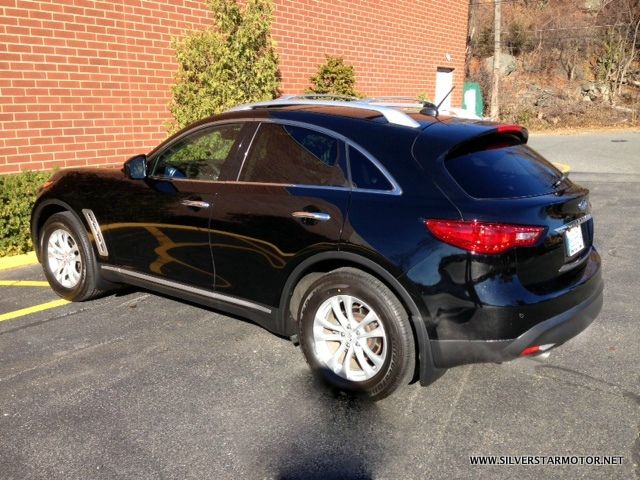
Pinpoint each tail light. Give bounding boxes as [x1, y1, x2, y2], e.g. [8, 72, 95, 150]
[425, 219, 545, 254]
[520, 344, 555, 356]
[495, 124, 525, 136]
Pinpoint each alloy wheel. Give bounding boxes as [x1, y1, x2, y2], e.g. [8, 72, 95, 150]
[312, 294, 388, 382]
[47, 228, 82, 289]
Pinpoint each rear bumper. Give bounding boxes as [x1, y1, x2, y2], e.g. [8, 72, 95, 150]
[429, 276, 603, 368]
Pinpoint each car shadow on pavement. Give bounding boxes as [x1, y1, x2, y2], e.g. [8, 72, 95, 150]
[271, 369, 392, 480]
[102, 287, 397, 479]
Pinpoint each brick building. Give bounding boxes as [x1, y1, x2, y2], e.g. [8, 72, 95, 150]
[0, 0, 469, 174]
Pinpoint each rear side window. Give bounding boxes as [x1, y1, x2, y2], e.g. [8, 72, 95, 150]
[348, 147, 393, 191]
[445, 144, 562, 198]
[240, 123, 348, 187]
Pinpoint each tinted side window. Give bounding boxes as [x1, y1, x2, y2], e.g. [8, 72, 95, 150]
[153, 123, 243, 180]
[348, 147, 393, 191]
[240, 123, 348, 187]
[445, 145, 561, 198]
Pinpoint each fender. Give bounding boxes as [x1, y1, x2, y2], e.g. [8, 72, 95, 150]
[277, 250, 445, 385]
[31, 198, 90, 261]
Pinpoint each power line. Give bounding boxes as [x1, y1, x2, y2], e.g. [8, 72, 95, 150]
[473, 23, 633, 38]
[532, 23, 632, 33]
[491, 33, 623, 46]
[472, 0, 545, 5]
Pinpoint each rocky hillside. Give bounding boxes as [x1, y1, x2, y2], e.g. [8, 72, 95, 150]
[467, 0, 640, 129]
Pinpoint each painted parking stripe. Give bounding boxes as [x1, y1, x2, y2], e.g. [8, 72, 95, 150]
[0, 280, 50, 287]
[0, 299, 69, 322]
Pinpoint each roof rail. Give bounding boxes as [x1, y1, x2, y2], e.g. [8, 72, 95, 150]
[361, 97, 440, 116]
[279, 93, 360, 102]
[361, 96, 424, 108]
[228, 97, 421, 128]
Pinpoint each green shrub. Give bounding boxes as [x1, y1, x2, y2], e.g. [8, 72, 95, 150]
[168, 0, 280, 133]
[0, 171, 52, 257]
[417, 92, 433, 103]
[307, 56, 360, 98]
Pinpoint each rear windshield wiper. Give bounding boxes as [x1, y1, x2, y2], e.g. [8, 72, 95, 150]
[552, 172, 568, 189]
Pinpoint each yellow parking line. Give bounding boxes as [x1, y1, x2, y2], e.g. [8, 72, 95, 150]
[0, 280, 50, 287]
[0, 299, 70, 322]
[552, 162, 571, 174]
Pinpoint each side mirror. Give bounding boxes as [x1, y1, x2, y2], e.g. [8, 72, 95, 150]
[124, 154, 147, 180]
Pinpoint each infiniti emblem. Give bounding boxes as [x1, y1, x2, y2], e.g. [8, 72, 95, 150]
[578, 199, 588, 211]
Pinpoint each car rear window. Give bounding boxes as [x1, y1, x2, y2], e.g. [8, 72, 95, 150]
[445, 144, 562, 198]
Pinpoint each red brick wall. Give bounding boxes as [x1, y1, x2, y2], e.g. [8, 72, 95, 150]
[273, 0, 468, 102]
[0, 0, 468, 174]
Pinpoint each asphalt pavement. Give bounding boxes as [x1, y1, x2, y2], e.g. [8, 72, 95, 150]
[0, 131, 639, 479]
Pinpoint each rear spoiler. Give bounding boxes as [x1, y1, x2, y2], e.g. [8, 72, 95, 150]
[444, 124, 528, 160]
[494, 124, 528, 141]
[413, 121, 528, 164]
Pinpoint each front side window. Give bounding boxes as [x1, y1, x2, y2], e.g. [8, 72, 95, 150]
[239, 123, 348, 187]
[153, 123, 243, 181]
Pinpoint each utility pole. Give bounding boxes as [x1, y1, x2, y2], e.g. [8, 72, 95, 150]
[490, 0, 501, 119]
[466, 0, 477, 78]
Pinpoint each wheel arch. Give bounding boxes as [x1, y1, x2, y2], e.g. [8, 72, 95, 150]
[278, 251, 444, 385]
[31, 199, 85, 261]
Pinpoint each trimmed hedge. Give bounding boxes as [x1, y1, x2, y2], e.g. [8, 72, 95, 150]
[307, 56, 360, 98]
[0, 171, 52, 257]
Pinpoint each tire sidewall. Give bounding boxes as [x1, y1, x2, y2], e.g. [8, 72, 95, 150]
[299, 273, 411, 397]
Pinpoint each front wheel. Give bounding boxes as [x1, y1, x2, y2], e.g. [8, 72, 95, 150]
[40, 212, 106, 301]
[298, 268, 415, 400]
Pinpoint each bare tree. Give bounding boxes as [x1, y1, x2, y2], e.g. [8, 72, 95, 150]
[490, 0, 501, 119]
[595, 0, 640, 99]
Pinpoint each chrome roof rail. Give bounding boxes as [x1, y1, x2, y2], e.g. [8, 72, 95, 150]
[360, 96, 425, 109]
[228, 97, 421, 128]
[278, 93, 360, 102]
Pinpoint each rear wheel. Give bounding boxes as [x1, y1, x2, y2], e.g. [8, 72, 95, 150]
[40, 212, 106, 301]
[298, 268, 415, 400]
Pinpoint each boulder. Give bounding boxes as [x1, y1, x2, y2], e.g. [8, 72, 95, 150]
[581, 81, 610, 101]
[583, 0, 603, 11]
[483, 53, 517, 76]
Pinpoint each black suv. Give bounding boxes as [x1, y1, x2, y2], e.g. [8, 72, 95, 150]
[31, 98, 603, 399]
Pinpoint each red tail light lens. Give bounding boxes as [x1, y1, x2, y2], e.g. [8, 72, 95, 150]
[520, 344, 555, 356]
[425, 219, 544, 254]
[495, 124, 524, 136]
[520, 345, 541, 356]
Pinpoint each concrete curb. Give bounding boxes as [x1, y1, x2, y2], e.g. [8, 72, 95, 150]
[0, 252, 39, 271]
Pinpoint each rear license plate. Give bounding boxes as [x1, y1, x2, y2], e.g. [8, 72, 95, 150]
[564, 225, 585, 257]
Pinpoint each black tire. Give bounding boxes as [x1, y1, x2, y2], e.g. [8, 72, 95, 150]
[298, 267, 415, 400]
[40, 211, 106, 301]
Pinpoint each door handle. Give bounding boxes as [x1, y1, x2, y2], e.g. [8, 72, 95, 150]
[181, 199, 210, 209]
[291, 211, 331, 222]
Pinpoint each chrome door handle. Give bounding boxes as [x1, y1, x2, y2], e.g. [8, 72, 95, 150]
[291, 211, 331, 222]
[181, 199, 210, 209]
